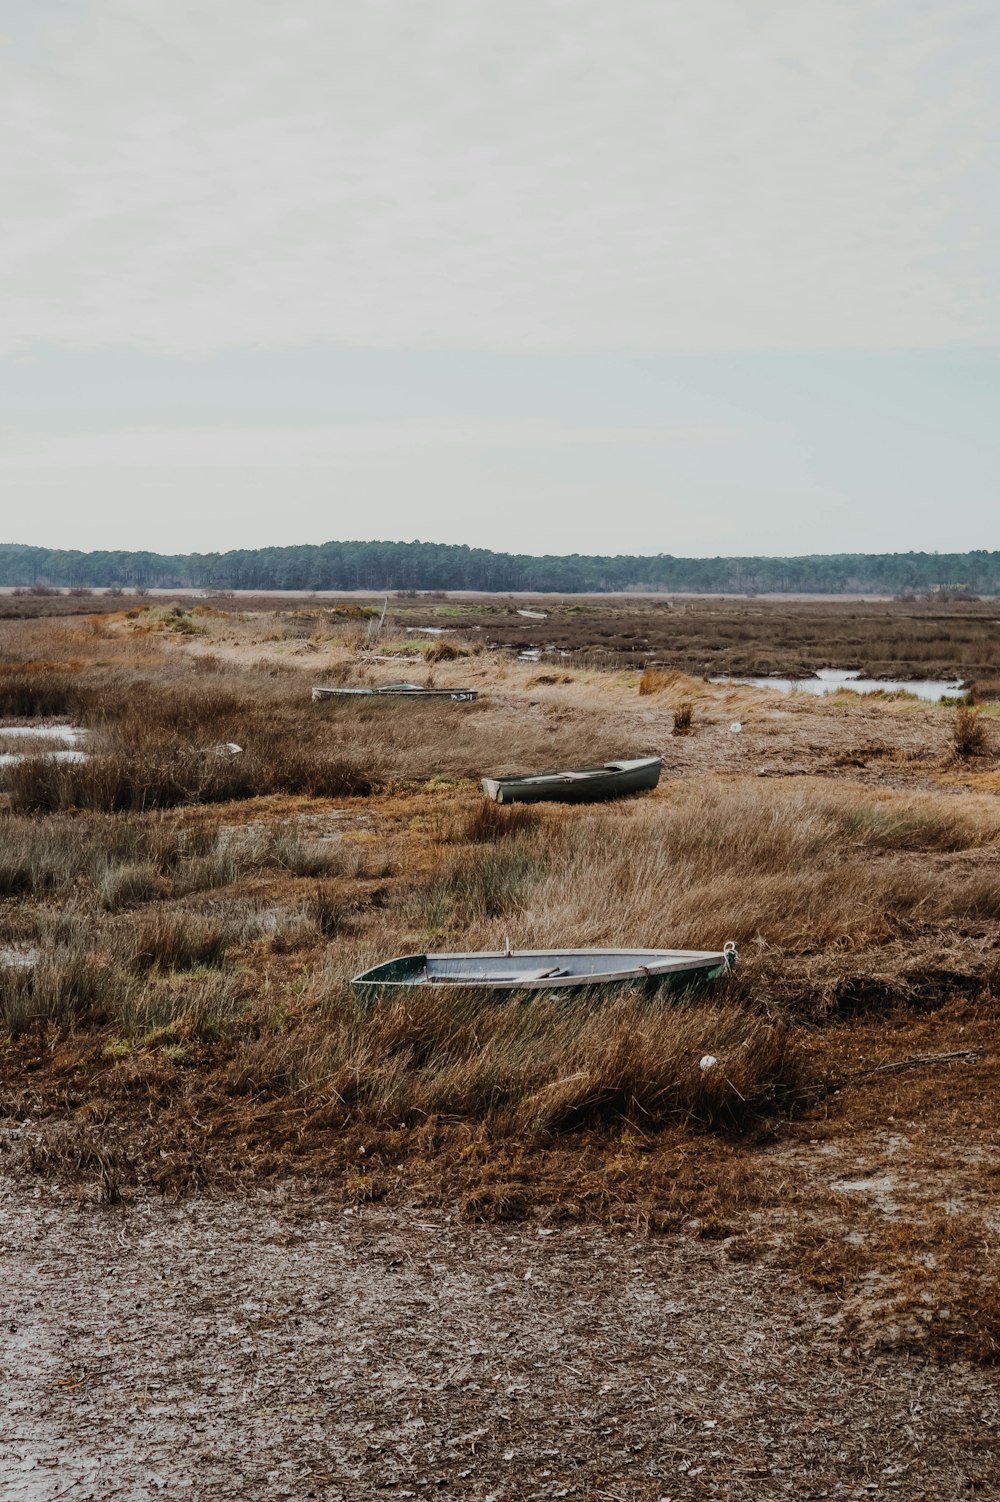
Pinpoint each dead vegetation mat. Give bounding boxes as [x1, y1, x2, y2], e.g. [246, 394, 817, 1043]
[3, 987, 998, 1367]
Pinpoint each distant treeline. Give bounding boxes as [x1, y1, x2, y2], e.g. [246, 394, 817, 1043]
[1, 540, 998, 596]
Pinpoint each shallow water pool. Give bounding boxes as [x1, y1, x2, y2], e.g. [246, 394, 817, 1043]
[711, 668, 964, 702]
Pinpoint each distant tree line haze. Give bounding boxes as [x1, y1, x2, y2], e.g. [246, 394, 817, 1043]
[0, 541, 997, 596]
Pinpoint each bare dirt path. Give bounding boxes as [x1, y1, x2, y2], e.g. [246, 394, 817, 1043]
[1, 1174, 996, 1502]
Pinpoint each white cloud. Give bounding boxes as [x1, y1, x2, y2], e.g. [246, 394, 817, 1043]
[1, 0, 995, 353]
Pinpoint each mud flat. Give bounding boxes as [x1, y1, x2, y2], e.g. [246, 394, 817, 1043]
[1, 1174, 998, 1502]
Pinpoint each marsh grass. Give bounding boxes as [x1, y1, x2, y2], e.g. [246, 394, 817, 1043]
[124, 910, 236, 972]
[21, 1122, 132, 1203]
[0, 813, 246, 900]
[93, 858, 161, 908]
[0, 810, 363, 911]
[1, 946, 132, 1036]
[270, 832, 343, 878]
[436, 595, 1000, 689]
[411, 840, 548, 929]
[423, 640, 467, 662]
[0, 665, 81, 717]
[122, 973, 249, 1043]
[261, 984, 796, 1135]
[306, 881, 350, 938]
[457, 799, 542, 843]
[0, 668, 383, 811]
[3, 740, 378, 812]
[4, 605, 1000, 1366]
[639, 666, 678, 696]
[406, 783, 1000, 1004]
[0, 660, 625, 811]
[952, 705, 991, 760]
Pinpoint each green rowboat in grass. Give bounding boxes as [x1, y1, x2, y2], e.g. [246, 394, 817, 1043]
[352, 943, 737, 994]
[481, 756, 661, 804]
[312, 683, 478, 702]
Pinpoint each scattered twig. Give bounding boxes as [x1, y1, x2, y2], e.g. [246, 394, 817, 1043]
[845, 1048, 982, 1083]
[799, 1048, 982, 1099]
[48, 1482, 83, 1502]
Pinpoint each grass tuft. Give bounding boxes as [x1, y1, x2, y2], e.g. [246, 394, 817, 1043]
[673, 702, 694, 734]
[952, 705, 990, 760]
[458, 800, 542, 843]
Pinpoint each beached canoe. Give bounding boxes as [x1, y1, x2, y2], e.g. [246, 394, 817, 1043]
[481, 756, 661, 804]
[312, 683, 478, 702]
[352, 943, 736, 993]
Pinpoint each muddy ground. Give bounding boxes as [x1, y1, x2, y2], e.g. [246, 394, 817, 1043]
[2, 1164, 998, 1502]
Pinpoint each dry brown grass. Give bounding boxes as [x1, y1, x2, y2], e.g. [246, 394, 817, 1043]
[952, 704, 991, 759]
[124, 910, 237, 972]
[455, 798, 543, 843]
[0, 630, 639, 811]
[3, 672, 384, 811]
[0, 663, 83, 716]
[3, 603, 1000, 1362]
[639, 666, 678, 695]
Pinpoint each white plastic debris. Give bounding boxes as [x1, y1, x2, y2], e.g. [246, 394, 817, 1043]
[699, 1054, 719, 1071]
[729, 721, 743, 733]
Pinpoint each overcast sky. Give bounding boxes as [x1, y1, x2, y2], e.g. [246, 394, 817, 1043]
[1, 0, 997, 557]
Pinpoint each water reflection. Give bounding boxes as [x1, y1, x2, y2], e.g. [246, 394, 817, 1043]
[712, 668, 964, 702]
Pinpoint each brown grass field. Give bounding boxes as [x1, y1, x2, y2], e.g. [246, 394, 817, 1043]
[2, 596, 999, 1497]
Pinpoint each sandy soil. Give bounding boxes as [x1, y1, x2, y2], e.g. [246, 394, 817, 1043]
[2, 1168, 998, 1502]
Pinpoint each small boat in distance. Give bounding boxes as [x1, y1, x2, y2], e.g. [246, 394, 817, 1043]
[353, 943, 736, 993]
[482, 756, 661, 804]
[312, 682, 478, 702]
